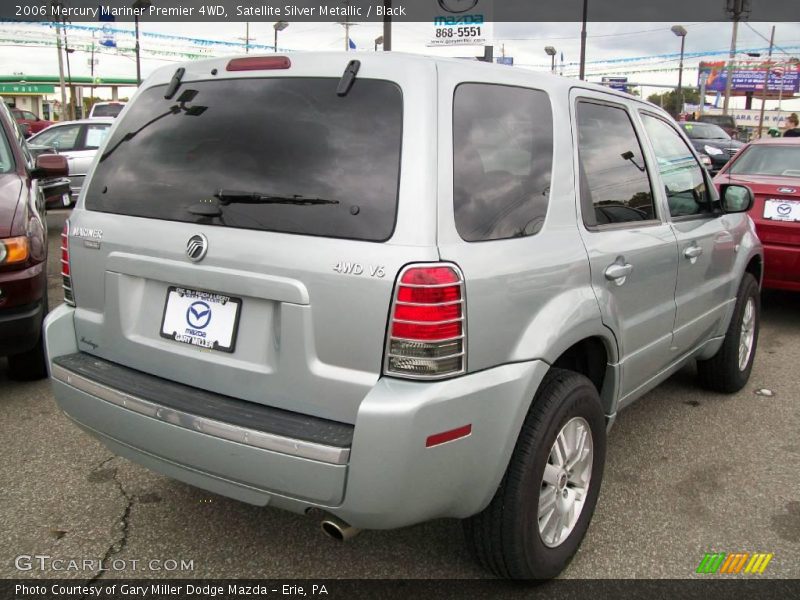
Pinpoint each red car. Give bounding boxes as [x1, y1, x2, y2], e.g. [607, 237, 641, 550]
[0, 103, 68, 378]
[10, 108, 53, 136]
[714, 138, 800, 292]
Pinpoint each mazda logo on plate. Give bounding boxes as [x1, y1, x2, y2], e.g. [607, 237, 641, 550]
[186, 234, 208, 262]
[186, 301, 212, 329]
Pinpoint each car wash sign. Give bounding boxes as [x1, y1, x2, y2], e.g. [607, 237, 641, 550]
[428, 0, 493, 47]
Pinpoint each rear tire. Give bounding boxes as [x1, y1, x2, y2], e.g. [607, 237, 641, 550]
[8, 289, 49, 381]
[697, 273, 759, 393]
[463, 368, 606, 580]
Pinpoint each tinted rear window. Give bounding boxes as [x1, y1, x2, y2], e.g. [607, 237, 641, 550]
[90, 104, 124, 117]
[86, 78, 403, 241]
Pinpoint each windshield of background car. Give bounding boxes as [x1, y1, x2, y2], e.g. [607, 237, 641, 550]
[91, 104, 124, 117]
[85, 77, 403, 241]
[682, 123, 730, 140]
[728, 145, 800, 177]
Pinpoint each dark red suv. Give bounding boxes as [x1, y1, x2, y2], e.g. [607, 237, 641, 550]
[0, 102, 67, 378]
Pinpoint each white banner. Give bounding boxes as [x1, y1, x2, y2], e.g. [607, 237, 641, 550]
[427, 0, 494, 48]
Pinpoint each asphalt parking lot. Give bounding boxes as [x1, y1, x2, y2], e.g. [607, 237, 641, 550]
[1, 210, 798, 580]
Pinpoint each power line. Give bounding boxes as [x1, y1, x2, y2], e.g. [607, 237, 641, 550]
[743, 22, 792, 56]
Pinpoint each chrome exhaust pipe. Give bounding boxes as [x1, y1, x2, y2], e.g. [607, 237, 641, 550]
[320, 516, 361, 541]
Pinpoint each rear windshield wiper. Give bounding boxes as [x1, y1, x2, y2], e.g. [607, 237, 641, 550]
[214, 190, 339, 206]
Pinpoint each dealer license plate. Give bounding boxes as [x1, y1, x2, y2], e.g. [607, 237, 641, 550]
[763, 199, 800, 222]
[160, 287, 242, 353]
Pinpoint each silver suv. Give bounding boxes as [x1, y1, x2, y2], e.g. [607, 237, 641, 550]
[45, 53, 762, 579]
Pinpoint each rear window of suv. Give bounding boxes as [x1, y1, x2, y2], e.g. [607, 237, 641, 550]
[85, 78, 403, 242]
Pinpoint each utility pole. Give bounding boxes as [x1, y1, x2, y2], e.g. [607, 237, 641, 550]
[756, 25, 775, 138]
[245, 22, 250, 53]
[723, 0, 749, 115]
[578, 0, 588, 80]
[63, 26, 74, 120]
[52, 1, 67, 121]
[382, 0, 391, 50]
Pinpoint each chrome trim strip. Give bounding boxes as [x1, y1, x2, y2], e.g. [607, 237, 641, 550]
[398, 281, 462, 289]
[391, 316, 464, 326]
[386, 351, 465, 361]
[389, 334, 465, 344]
[394, 299, 464, 308]
[51, 364, 350, 465]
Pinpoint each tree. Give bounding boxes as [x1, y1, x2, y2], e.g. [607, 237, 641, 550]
[646, 88, 700, 116]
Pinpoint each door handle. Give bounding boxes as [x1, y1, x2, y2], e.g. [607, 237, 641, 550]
[604, 262, 633, 285]
[683, 245, 703, 260]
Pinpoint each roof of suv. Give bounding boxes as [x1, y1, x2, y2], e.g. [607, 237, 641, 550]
[143, 51, 649, 106]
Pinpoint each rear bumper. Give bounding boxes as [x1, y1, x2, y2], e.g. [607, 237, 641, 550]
[45, 304, 548, 529]
[762, 242, 800, 292]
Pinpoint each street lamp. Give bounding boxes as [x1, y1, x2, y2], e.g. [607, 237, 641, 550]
[374, 35, 383, 52]
[544, 46, 556, 73]
[132, 0, 152, 85]
[671, 25, 687, 116]
[273, 21, 288, 53]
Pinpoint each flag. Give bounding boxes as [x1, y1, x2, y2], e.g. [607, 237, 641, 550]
[349, 38, 357, 50]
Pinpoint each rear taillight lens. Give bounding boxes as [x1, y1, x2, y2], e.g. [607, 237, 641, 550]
[61, 221, 74, 306]
[384, 264, 466, 379]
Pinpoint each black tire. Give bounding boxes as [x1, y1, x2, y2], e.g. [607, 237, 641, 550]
[463, 368, 606, 580]
[8, 289, 49, 381]
[697, 273, 759, 393]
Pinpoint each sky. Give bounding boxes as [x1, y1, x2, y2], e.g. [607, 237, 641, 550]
[1, 20, 799, 109]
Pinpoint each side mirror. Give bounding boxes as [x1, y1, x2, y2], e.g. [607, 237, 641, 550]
[720, 184, 753, 213]
[33, 153, 68, 178]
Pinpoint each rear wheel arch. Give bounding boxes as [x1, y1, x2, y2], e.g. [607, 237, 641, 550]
[551, 336, 616, 416]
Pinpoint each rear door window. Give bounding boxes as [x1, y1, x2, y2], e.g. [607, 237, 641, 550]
[85, 78, 403, 242]
[453, 84, 553, 241]
[577, 101, 656, 227]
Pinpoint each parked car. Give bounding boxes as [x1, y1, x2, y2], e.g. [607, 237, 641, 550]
[44, 53, 762, 580]
[714, 137, 800, 292]
[680, 121, 744, 174]
[0, 101, 68, 379]
[698, 113, 738, 139]
[10, 108, 53, 136]
[88, 101, 126, 118]
[28, 118, 113, 196]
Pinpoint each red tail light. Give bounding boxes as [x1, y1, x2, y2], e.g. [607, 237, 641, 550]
[384, 264, 466, 379]
[61, 221, 75, 306]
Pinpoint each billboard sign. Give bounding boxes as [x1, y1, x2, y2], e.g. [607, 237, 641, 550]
[698, 61, 799, 94]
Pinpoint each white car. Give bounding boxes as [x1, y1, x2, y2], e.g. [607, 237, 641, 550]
[88, 101, 126, 118]
[28, 118, 114, 195]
